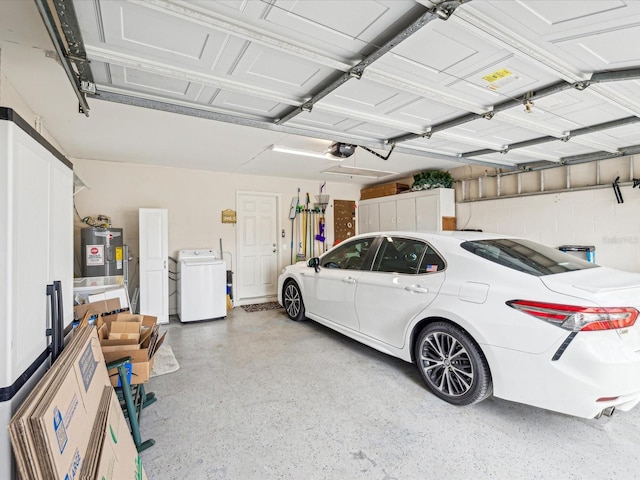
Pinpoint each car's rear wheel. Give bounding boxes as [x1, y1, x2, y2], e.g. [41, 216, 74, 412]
[283, 280, 305, 321]
[415, 322, 492, 406]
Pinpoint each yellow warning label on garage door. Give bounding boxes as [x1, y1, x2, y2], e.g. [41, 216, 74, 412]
[483, 68, 519, 91]
[483, 68, 512, 83]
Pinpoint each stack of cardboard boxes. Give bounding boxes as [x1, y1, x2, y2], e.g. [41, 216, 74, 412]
[74, 299, 166, 387]
[8, 327, 148, 479]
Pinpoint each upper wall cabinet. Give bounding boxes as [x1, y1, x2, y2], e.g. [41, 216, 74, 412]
[358, 188, 455, 234]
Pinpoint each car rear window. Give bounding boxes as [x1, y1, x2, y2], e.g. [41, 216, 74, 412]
[460, 238, 599, 276]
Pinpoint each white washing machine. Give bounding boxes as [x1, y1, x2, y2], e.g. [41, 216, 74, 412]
[177, 249, 227, 322]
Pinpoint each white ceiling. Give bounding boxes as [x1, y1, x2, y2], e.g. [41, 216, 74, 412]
[2, 0, 640, 185]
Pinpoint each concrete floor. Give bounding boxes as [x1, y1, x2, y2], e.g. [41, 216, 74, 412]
[140, 307, 640, 480]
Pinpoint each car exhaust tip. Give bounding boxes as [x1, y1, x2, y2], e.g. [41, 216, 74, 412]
[595, 406, 615, 419]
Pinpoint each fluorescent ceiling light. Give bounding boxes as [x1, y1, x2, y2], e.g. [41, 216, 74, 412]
[270, 144, 342, 161]
[322, 165, 398, 179]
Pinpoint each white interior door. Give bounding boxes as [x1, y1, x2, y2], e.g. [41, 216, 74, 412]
[139, 208, 169, 323]
[237, 193, 279, 303]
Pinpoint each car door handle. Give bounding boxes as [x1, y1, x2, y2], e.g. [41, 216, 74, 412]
[405, 285, 429, 293]
[343, 277, 357, 284]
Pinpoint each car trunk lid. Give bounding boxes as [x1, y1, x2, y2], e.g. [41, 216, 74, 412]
[540, 267, 640, 306]
[540, 267, 640, 349]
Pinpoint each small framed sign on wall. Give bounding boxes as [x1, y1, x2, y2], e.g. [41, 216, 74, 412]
[221, 209, 237, 224]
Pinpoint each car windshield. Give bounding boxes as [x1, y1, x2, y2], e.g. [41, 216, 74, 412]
[460, 238, 599, 276]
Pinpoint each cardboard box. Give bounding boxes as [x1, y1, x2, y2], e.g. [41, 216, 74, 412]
[360, 182, 410, 200]
[73, 297, 122, 322]
[73, 297, 127, 332]
[87, 285, 130, 311]
[100, 339, 141, 354]
[9, 327, 112, 479]
[107, 356, 156, 387]
[99, 314, 156, 348]
[99, 314, 166, 386]
[81, 387, 148, 480]
[108, 318, 142, 341]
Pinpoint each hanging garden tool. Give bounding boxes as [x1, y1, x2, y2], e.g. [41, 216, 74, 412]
[316, 217, 326, 249]
[305, 193, 311, 258]
[315, 182, 329, 252]
[296, 202, 304, 261]
[289, 193, 299, 264]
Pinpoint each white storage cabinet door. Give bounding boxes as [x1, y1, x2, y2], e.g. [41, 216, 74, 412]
[139, 208, 169, 324]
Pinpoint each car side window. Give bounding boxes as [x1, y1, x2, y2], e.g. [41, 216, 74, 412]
[373, 237, 426, 274]
[320, 237, 375, 270]
[418, 244, 446, 274]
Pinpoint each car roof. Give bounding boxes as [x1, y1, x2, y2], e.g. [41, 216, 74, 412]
[357, 230, 514, 243]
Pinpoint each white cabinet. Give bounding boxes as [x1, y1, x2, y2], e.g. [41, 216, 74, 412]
[358, 202, 380, 233]
[358, 188, 455, 234]
[139, 208, 169, 324]
[416, 193, 439, 231]
[0, 108, 73, 480]
[379, 201, 396, 230]
[396, 197, 417, 230]
[378, 196, 417, 231]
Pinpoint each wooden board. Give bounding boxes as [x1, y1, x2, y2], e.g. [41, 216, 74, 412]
[360, 182, 410, 200]
[333, 200, 356, 244]
[442, 216, 457, 231]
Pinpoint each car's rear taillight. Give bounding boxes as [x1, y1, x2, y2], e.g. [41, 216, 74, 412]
[506, 300, 638, 331]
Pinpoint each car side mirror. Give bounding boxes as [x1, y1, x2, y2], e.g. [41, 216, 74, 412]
[308, 257, 320, 273]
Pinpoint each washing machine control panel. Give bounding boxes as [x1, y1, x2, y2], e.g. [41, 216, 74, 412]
[178, 249, 217, 260]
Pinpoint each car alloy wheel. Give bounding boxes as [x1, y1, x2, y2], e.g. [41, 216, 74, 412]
[415, 322, 492, 406]
[283, 280, 305, 322]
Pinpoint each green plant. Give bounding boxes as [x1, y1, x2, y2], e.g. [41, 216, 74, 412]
[412, 170, 453, 190]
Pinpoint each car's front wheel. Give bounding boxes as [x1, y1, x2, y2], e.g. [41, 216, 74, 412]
[415, 322, 492, 406]
[283, 280, 305, 321]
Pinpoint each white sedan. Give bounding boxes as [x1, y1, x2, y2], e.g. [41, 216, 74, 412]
[278, 231, 640, 419]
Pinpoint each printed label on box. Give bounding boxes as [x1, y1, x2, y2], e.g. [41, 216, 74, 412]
[86, 245, 105, 266]
[78, 343, 98, 392]
[53, 407, 68, 454]
[64, 393, 79, 430]
[65, 448, 81, 480]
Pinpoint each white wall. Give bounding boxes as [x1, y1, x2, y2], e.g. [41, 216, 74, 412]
[452, 159, 640, 272]
[72, 158, 361, 310]
[0, 46, 66, 153]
